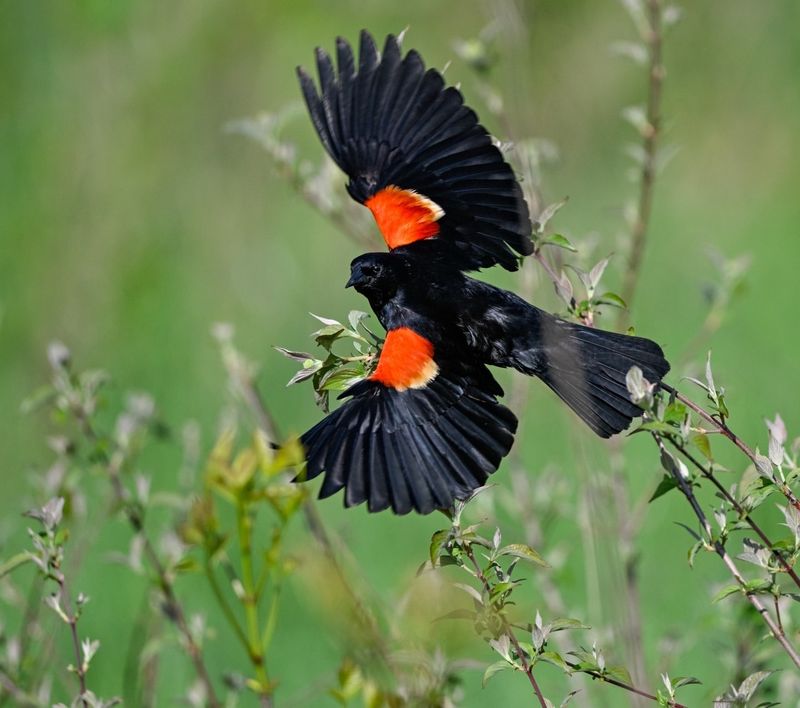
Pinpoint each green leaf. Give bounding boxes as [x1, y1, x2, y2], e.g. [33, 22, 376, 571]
[660, 448, 689, 482]
[310, 313, 342, 327]
[286, 359, 322, 386]
[663, 401, 688, 423]
[738, 671, 773, 701]
[650, 474, 678, 502]
[542, 233, 578, 252]
[567, 650, 600, 673]
[704, 351, 717, 400]
[688, 540, 704, 567]
[605, 665, 633, 685]
[588, 257, 610, 293]
[498, 544, 548, 567]
[690, 431, 713, 461]
[429, 529, 449, 565]
[632, 420, 674, 434]
[743, 578, 773, 594]
[712, 584, 741, 603]
[435, 609, 476, 622]
[454, 582, 484, 605]
[482, 660, 511, 687]
[539, 650, 571, 672]
[738, 466, 773, 509]
[549, 618, 590, 632]
[333, 659, 362, 701]
[313, 324, 346, 350]
[675, 521, 702, 542]
[682, 376, 710, 395]
[274, 346, 314, 362]
[173, 556, 202, 574]
[596, 292, 627, 309]
[673, 676, 702, 689]
[534, 199, 568, 233]
[317, 365, 364, 392]
[347, 310, 370, 331]
[489, 581, 517, 600]
[0, 552, 35, 579]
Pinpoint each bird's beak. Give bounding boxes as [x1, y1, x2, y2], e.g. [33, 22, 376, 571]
[345, 263, 364, 289]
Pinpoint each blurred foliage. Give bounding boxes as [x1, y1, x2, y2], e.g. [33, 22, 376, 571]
[2, 0, 800, 706]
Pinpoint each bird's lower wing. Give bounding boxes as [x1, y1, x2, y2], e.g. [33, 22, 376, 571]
[299, 328, 517, 514]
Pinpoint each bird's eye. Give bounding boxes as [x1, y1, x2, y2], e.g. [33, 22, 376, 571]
[361, 265, 377, 276]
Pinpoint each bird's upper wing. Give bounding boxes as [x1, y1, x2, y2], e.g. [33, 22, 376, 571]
[299, 327, 518, 514]
[297, 30, 533, 272]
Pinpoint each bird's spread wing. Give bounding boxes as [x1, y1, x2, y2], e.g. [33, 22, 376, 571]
[297, 30, 533, 271]
[299, 327, 518, 514]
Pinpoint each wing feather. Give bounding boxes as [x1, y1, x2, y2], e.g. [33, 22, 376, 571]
[298, 328, 517, 514]
[297, 30, 532, 272]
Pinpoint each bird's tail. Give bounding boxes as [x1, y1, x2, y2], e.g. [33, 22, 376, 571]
[526, 315, 670, 438]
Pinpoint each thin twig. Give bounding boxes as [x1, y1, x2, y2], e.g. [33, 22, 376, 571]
[54, 573, 88, 705]
[774, 595, 785, 637]
[72, 410, 221, 707]
[651, 434, 800, 669]
[664, 384, 800, 512]
[236, 501, 273, 707]
[463, 545, 547, 707]
[567, 662, 686, 708]
[532, 248, 563, 291]
[203, 559, 249, 649]
[504, 619, 688, 707]
[618, 0, 665, 330]
[667, 439, 800, 591]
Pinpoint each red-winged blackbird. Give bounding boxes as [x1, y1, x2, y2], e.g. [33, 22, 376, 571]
[295, 30, 670, 515]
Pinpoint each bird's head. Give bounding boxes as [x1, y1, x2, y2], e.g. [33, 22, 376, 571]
[346, 252, 410, 300]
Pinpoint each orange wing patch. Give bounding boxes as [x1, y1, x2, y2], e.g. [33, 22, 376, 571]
[364, 186, 444, 250]
[371, 328, 439, 391]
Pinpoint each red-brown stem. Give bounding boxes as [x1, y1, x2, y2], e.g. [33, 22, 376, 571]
[463, 545, 547, 707]
[668, 439, 800, 590]
[574, 665, 686, 708]
[651, 434, 800, 670]
[665, 385, 800, 512]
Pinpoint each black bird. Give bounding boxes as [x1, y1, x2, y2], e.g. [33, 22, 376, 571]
[295, 30, 670, 514]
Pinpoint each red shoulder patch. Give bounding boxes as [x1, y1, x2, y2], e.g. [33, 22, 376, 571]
[364, 186, 444, 250]
[371, 328, 439, 391]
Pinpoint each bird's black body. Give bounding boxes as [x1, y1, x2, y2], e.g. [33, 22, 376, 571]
[294, 30, 671, 514]
[348, 251, 669, 439]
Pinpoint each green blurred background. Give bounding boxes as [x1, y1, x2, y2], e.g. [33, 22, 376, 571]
[2, 1, 800, 705]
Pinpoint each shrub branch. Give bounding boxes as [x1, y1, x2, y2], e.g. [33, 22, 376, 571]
[667, 437, 800, 590]
[618, 0, 665, 328]
[462, 544, 548, 707]
[651, 433, 800, 670]
[70, 404, 221, 707]
[664, 384, 800, 512]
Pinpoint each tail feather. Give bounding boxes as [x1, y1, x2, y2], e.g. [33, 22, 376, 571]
[534, 316, 670, 438]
